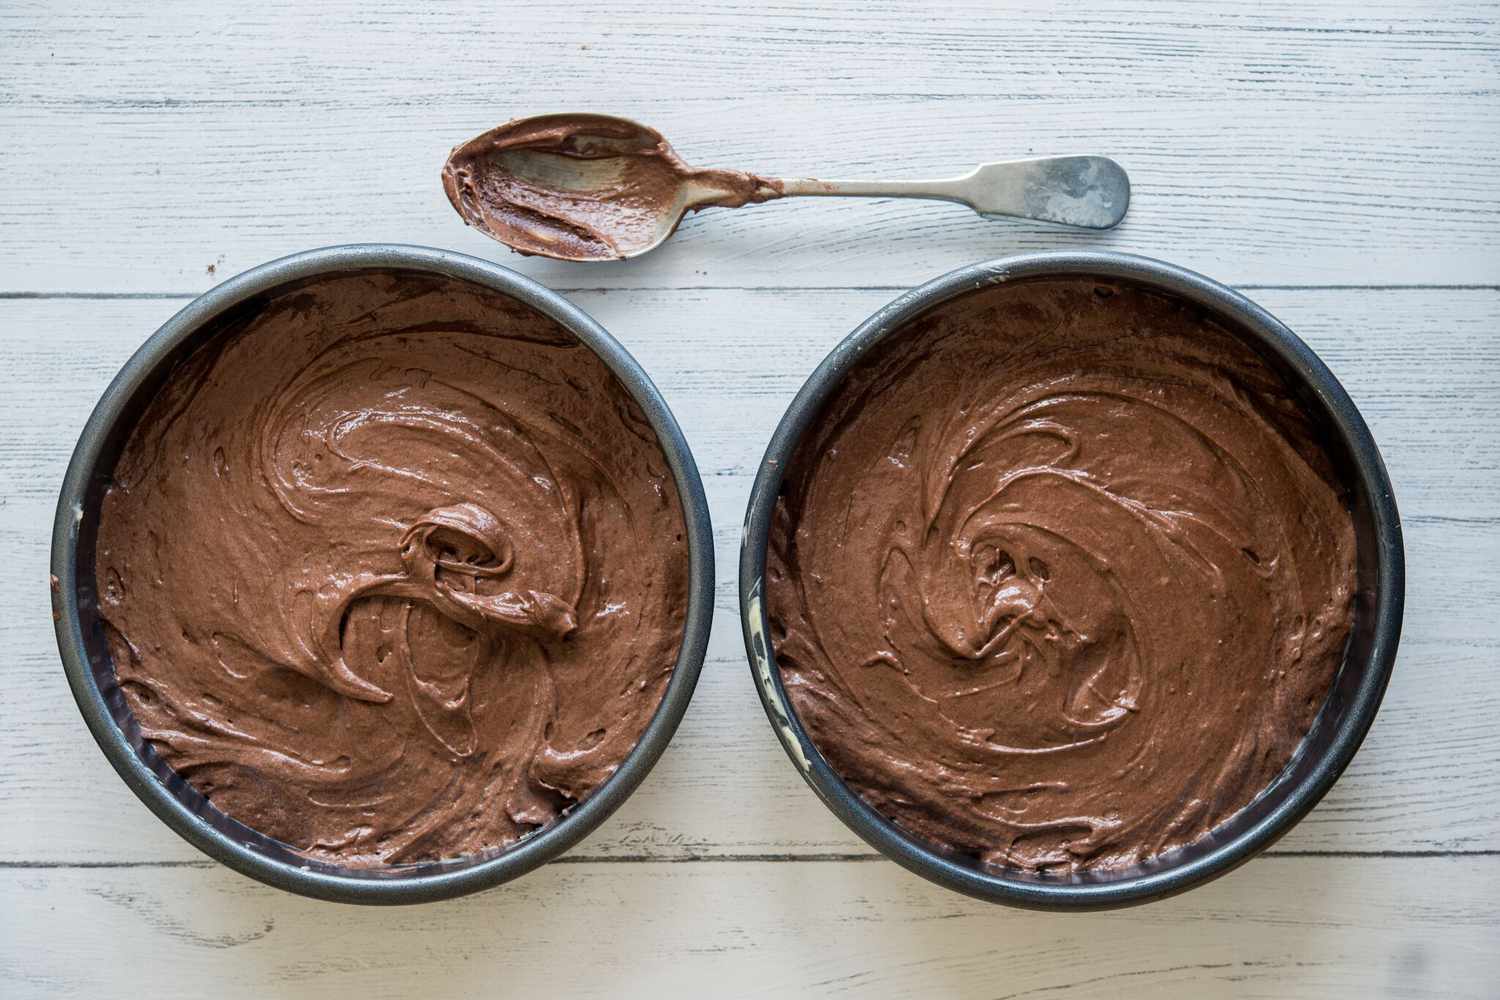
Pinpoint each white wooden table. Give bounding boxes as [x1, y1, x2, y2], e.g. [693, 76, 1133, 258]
[3, 3, 1498, 996]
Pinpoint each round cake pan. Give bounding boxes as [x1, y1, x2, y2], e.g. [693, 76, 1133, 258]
[739, 251, 1404, 910]
[52, 244, 715, 904]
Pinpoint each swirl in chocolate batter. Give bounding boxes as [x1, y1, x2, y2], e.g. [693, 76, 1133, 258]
[767, 279, 1355, 874]
[97, 270, 687, 865]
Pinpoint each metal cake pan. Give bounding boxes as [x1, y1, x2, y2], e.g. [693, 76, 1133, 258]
[739, 251, 1404, 909]
[52, 244, 715, 904]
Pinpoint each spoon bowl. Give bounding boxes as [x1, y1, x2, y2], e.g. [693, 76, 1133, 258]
[442, 114, 1132, 263]
[442, 114, 781, 262]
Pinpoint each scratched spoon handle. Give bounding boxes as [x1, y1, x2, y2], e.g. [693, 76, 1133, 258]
[777, 155, 1130, 230]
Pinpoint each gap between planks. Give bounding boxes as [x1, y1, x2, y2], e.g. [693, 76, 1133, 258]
[1, 284, 1498, 300]
[5, 849, 1500, 870]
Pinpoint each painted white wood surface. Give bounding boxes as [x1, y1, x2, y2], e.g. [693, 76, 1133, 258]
[2, 2, 1499, 292]
[2, 2, 1497, 997]
[4, 858, 1496, 998]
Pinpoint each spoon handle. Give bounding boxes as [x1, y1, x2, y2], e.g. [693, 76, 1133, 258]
[776, 155, 1129, 230]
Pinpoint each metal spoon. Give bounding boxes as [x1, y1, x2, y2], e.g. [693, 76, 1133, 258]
[441, 113, 1130, 263]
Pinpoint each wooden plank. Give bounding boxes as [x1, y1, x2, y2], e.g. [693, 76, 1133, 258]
[2, 3, 1498, 291]
[4, 287, 1498, 514]
[2, 287, 1496, 863]
[3, 858, 1497, 998]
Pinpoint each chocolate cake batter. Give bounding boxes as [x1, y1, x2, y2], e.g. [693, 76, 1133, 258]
[442, 114, 782, 261]
[767, 278, 1356, 874]
[96, 270, 688, 866]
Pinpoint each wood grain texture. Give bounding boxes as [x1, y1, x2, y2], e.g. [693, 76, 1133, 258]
[4, 288, 1496, 866]
[4, 858, 1498, 998]
[2, 2, 1499, 291]
[4, 2, 1499, 995]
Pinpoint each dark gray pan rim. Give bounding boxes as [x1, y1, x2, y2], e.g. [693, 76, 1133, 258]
[52, 244, 714, 904]
[739, 251, 1404, 910]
